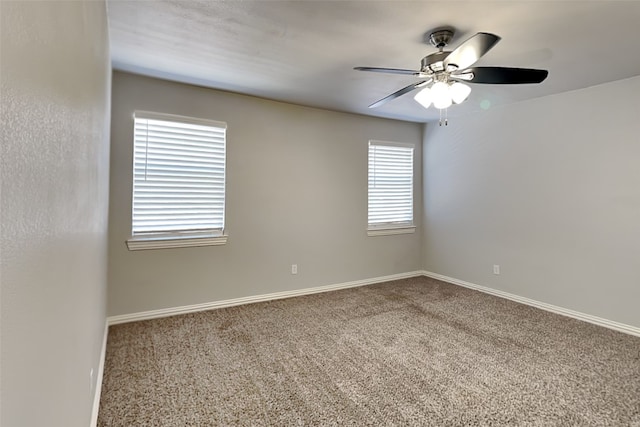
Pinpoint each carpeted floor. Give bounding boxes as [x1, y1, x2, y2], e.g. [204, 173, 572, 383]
[98, 276, 640, 426]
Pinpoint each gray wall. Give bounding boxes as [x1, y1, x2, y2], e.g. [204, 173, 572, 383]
[108, 72, 423, 316]
[0, 1, 111, 426]
[422, 76, 640, 327]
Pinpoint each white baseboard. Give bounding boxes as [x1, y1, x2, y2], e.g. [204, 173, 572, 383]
[106, 269, 639, 338]
[421, 270, 640, 338]
[107, 271, 424, 325]
[90, 322, 109, 427]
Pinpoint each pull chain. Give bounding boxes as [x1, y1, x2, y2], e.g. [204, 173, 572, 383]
[438, 108, 449, 126]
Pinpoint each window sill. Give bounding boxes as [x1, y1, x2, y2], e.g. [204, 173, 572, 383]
[126, 233, 228, 251]
[367, 225, 416, 237]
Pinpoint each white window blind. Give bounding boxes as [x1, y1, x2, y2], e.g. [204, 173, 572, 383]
[132, 112, 226, 237]
[368, 140, 414, 228]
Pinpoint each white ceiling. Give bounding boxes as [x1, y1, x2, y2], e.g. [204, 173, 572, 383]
[107, 1, 640, 123]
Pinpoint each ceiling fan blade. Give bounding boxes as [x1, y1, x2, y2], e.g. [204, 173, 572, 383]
[354, 66, 421, 76]
[368, 80, 431, 108]
[458, 67, 549, 84]
[443, 32, 501, 70]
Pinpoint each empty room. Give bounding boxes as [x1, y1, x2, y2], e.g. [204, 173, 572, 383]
[1, 1, 639, 426]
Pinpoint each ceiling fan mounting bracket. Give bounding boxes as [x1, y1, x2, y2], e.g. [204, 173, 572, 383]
[429, 29, 454, 49]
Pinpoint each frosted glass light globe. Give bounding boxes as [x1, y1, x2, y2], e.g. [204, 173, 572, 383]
[450, 82, 472, 104]
[414, 87, 432, 108]
[432, 82, 452, 109]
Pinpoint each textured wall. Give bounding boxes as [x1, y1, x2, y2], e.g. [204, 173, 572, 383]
[108, 71, 423, 316]
[422, 76, 640, 327]
[0, 1, 111, 426]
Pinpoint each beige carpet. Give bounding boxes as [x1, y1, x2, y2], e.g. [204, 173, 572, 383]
[98, 277, 640, 426]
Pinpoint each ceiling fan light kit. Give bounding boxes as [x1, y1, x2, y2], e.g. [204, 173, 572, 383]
[414, 81, 471, 109]
[355, 27, 549, 124]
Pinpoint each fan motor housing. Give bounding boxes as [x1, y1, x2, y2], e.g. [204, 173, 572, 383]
[421, 51, 451, 73]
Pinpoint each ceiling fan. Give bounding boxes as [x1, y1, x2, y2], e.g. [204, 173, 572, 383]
[354, 28, 548, 113]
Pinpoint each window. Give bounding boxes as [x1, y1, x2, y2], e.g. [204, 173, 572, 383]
[368, 140, 415, 236]
[126, 111, 227, 250]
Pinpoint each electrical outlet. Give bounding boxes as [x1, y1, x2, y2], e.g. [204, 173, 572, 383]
[493, 264, 500, 275]
[291, 264, 298, 275]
